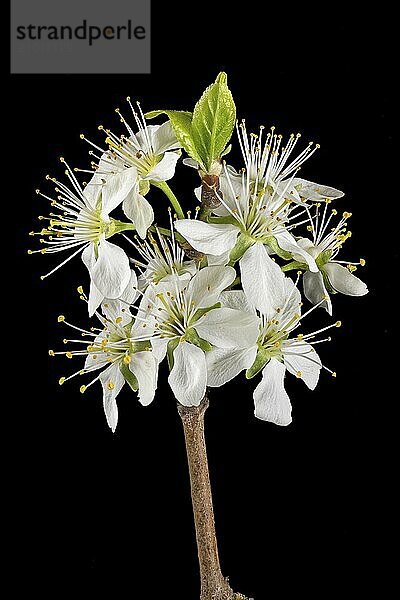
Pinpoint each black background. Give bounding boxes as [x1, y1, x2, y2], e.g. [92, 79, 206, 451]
[10, 3, 395, 598]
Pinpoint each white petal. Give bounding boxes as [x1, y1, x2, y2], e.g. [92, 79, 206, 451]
[283, 341, 322, 390]
[240, 242, 286, 320]
[119, 270, 138, 305]
[145, 152, 180, 182]
[275, 230, 318, 272]
[195, 307, 260, 349]
[91, 239, 131, 299]
[129, 351, 158, 406]
[183, 158, 199, 169]
[206, 346, 258, 387]
[99, 363, 125, 432]
[151, 121, 181, 154]
[325, 263, 368, 296]
[168, 342, 207, 407]
[81, 244, 104, 316]
[206, 250, 231, 266]
[88, 281, 104, 317]
[102, 167, 138, 216]
[174, 219, 239, 256]
[253, 359, 292, 426]
[303, 271, 332, 315]
[82, 171, 103, 210]
[123, 191, 154, 238]
[219, 290, 254, 313]
[186, 265, 236, 308]
[292, 178, 345, 201]
[151, 338, 168, 362]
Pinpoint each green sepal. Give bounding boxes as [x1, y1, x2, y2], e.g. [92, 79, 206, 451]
[184, 328, 212, 352]
[206, 215, 238, 226]
[120, 362, 138, 392]
[265, 236, 292, 260]
[229, 233, 254, 265]
[316, 249, 333, 269]
[132, 340, 152, 353]
[167, 337, 180, 370]
[191, 72, 236, 172]
[281, 260, 308, 272]
[109, 219, 136, 236]
[145, 110, 204, 169]
[246, 347, 282, 379]
[321, 268, 337, 294]
[139, 179, 151, 196]
[191, 302, 221, 324]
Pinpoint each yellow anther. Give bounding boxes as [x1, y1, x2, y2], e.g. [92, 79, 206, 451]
[332, 209, 338, 215]
[87, 345, 94, 352]
[66, 352, 73, 359]
[63, 339, 68, 344]
[332, 372, 337, 378]
[92, 355, 97, 360]
[27, 250, 33, 254]
[307, 225, 313, 231]
[58, 315, 65, 322]
[59, 157, 65, 163]
[328, 336, 332, 342]
[40, 276, 45, 280]
[297, 270, 302, 276]
[294, 313, 301, 319]
[297, 334, 303, 340]
[343, 211, 352, 219]
[123, 355, 131, 364]
[115, 317, 123, 324]
[296, 371, 302, 378]
[274, 341, 281, 348]
[80, 133, 85, 139]
[40, 248, 47, 254]
[107, 382, 115, 391]
[360, 258, 366, 266]
[79, 370, 85, 376]
[77, 286, 83, 294]
[59, 377, 66, 385]
[347, 264, 357, 272]
[335, 321, 342, 328]
[80, 385, 87, 394]
[48, 350, 55, 357]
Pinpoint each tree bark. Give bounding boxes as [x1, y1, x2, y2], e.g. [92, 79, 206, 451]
[177, 394, 234, 600]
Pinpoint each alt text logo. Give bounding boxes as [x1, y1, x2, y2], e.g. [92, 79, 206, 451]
[10, 0, 151, 74]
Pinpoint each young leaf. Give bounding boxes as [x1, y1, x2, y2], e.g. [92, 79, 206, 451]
[191, 72, 236, 172]
[145, 109, 204, 168]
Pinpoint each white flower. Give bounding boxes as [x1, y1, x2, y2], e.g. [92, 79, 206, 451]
[124, 222, 197, 291]
[51, 305, 159, 432]
[290, 204, 368, 314]
[29, 160, 131, 303]
[81, 101, 181, 238]
[132, 265, 260, 407]
[206, 243, 339, 426]
[175, 168, 320, 271]
[235, 121, 344, 204]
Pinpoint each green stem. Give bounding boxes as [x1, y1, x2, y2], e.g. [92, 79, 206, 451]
[151, 181, 185, 219]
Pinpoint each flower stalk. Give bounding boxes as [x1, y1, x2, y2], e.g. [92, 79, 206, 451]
[152, 180, 185, 219]
[177, 394, 234, 600]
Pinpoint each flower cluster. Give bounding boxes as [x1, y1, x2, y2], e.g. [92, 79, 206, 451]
[30, 79, 367, 431]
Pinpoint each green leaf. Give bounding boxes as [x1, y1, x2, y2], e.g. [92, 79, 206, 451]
[185, 328, 213, 353]
[191, 72, 236, 172]
[120, 362, 138, 392]
[145, 109, 204, 168]
[167, 337, 180, 370]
